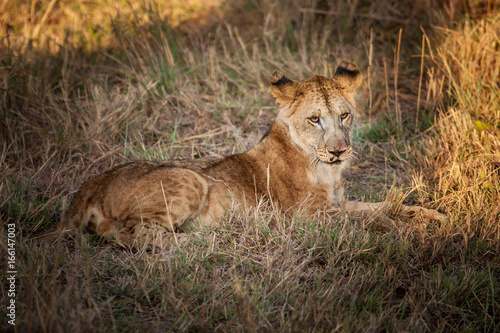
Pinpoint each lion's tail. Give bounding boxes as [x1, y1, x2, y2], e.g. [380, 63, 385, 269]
[31, 192, 89, 245]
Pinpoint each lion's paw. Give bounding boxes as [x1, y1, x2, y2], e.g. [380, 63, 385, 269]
[402, 206, 447, 221]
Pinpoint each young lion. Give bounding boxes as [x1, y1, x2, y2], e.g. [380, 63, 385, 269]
[51, 61, 445, 248]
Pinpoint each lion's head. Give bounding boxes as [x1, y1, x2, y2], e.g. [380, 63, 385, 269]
[270, 62, 362, 167]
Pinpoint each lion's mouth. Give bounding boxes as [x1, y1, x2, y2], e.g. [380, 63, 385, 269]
[317, 157, 344, 165]
[315, 148, 351, 165]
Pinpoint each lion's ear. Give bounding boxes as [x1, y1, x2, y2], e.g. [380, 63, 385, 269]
[332, 61, 362, 93]
[270, 71, 297, 105]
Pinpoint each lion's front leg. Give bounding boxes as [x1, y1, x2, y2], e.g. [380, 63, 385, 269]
[398, 205, 446, 221]
[335, 201, 446, 221]
[336, 201, 386, 218]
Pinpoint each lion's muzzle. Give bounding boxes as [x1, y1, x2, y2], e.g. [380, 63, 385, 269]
[316, 147, 351, 164]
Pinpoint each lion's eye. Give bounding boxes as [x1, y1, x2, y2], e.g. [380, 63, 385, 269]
[309, 116, 320, 124]
[340, 113, 349, 120]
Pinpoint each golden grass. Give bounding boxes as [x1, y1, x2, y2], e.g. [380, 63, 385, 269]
[415, 17, 500, 240]
[1, 0, 499, 331]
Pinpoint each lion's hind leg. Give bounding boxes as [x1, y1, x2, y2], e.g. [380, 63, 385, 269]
[65, 209, 188, 249]
[114, 218, 187, 249]
[110, 168, 210, 249]
[42, 165, 209, 249]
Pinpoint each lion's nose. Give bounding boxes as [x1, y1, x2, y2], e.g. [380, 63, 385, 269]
[329, 149, 346, 158]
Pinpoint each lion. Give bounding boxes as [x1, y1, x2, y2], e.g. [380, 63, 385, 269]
[45, 61, 445, 248]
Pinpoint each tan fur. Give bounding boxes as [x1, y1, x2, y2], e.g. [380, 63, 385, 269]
[52, 61, 445, 248]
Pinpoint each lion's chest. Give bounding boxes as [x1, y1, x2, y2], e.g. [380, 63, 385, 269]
[307, 163, 344, 206]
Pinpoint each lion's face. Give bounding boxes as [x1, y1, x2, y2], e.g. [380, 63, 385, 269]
[270, 62, 361, 167]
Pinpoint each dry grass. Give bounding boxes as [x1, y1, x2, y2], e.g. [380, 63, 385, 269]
[1, 0, 499, 331]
